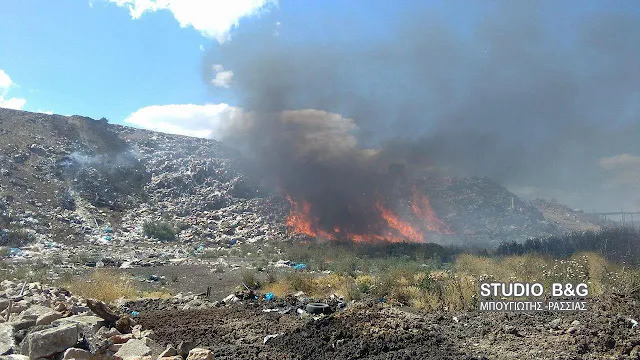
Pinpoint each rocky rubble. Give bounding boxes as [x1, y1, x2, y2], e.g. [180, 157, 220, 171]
[0, 280, 229, 360]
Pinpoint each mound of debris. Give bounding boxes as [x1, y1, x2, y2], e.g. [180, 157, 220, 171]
[0, 108, 599, 258]
[530, 198, 603, 232]
[418, 176, 559, 245]
[0, 280, 160, 359]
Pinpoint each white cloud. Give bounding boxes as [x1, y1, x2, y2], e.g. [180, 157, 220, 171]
[0, 69, 27, 110]
[211, 64, 233, 88]
[0, 70, 12, 90]
[123, 103, 244, 139]
[107, 0, 277, 42]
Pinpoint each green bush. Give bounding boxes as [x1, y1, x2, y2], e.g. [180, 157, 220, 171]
[143, 221, 176, 241]
[0, 229, 31, 248]
[241, 269, 260, 289]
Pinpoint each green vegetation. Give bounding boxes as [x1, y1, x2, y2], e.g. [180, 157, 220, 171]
[497, 226, 640, 265]
[143, 221, 177, 241]
[0, 228, 31, 248]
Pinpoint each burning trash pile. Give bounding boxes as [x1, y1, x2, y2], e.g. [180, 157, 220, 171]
[284, 183, 452, 244]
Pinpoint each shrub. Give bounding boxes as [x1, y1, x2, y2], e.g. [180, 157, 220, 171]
[284, 272, 317, 294]
[240, 269, 260, 290]
[0, 228, 31, 248]
[143, 221, 176, 241]
[497, 226, 640, 265]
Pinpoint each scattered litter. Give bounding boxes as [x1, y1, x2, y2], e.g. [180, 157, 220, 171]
[293, 263, 307, 270]
[131, 311, 140, 316]
[9, 248, 23, 257]
[263, 333, 282, 344]
[265, 292, 275, 301]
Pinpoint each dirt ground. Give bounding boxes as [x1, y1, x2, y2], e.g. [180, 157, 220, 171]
[115, 259, 257, 299]
[132, 295, 640, 360]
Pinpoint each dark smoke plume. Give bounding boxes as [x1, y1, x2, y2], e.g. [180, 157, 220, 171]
[205, 1, 640, 212]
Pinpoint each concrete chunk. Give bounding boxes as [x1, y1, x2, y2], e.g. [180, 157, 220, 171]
[0, 324, 15, 355]
[53, 315, 106, 333]
[114, 339, 151, 360]
[36, 311, 63, 326]
[20, 323, 78, 359]
[63, 347, 95, 360]
[186, 348, 212, 360]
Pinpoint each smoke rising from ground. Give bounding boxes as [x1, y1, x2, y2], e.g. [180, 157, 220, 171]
[205, 1, 640, 211]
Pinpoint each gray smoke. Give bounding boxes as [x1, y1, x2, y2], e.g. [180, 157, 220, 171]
[204, 1, 640, 212]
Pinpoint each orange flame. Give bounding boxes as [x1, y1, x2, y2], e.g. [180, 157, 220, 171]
[411, 187, 453, 234]
[375, 201, 424, 242]
[285, 186, 452, 243]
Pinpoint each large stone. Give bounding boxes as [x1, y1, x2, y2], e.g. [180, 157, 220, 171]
[20, 323, 79, 359]
[53, 315, 106, 333]
[186, 348, 212, 360]
[158, 344, 177, 358]
[0, 324, 15, 355]
[21, 304, 53, 317]
[113, 339, 151, 360]
[8, 301, 28, 314]
[0, 300, 10, 312]
[110, 333, 134, 344]
[0, 355, 29, 360]
[63, 347, 95, 360]
[7, 318, 35, 331]
[36, 311, 63, 326]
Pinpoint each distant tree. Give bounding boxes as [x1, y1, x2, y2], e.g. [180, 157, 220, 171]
[143, 221, 176, 242]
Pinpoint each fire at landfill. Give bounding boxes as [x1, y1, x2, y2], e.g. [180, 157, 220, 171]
[284, 184, 452, 243]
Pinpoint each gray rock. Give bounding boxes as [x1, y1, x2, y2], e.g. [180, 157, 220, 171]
[20, 323, 78, 359]
[186, 348, 212, 360]
[177, 341, 195, 358]
[549, 318, 562, 330]
[0, 324, 15, 355]
[0, 300, 10, 312]
[159, 344, 177, 357]
[0, 355, 29, 360]
[113, 339, 151, 360]
[7, 318, 36, 331]
[21, 304, 53, 317]
[36, 311, 62, 326]
[63, 347, 95, 360]
[53, 315, 105, 333]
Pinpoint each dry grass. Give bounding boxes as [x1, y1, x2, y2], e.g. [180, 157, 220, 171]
[259, 251, 639, 311]
[63, 270, 138, 303]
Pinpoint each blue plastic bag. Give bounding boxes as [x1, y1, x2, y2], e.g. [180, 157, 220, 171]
[293, 263, 307, 270]
[265, 292, 275, 301]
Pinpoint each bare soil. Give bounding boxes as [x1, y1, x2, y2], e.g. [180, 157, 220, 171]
[134, 295, 640, 360]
